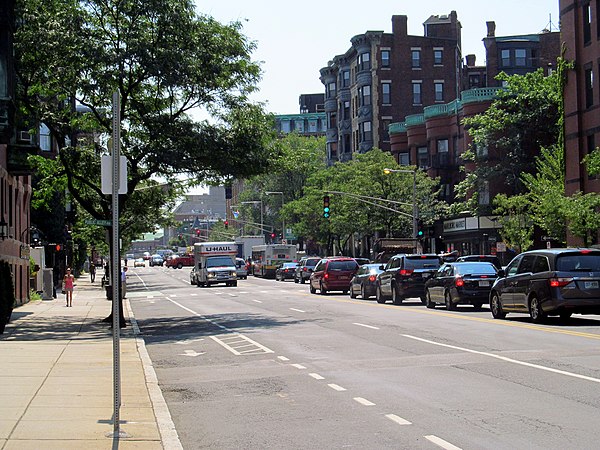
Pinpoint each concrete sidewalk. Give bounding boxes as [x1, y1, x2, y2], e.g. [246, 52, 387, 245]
[0, 270, 182, 449]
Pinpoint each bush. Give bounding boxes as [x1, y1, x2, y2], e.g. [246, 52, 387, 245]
[0, 261, 15, 333]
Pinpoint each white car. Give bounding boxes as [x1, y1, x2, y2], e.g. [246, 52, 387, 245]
[235, 258, 248, 280]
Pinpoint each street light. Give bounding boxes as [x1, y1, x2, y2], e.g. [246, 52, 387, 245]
[265, 191, 285, 243]
[241, 200, 263, 236]
[383, 168, 418, 240]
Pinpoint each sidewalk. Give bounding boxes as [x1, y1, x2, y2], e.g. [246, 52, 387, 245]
[0, 270, 182, 449]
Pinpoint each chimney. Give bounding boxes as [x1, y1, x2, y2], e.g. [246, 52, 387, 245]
[486, 21, 496, 37]
[465, 54, 476, 66]
[392, 15, 408, 37]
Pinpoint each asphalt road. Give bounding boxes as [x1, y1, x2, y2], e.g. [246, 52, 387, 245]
[127, 263, 600, 450]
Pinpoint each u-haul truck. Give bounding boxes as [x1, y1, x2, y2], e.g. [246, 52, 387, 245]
[192, 242, 238, 287]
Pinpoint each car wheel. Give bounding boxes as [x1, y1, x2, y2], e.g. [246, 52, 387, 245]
[472, 302, 483, 311]
[376, 286, 386, 304]
[320, 282, 327, 295]
[177, 263, 183, 269]
[350, 287, 357, 298]
[294, 277, 299, 283]
[425, 290, 435, 309]
[361, 285, 370, 300]
[445, 290, 455, 311]
[529, 296, 546, 323]
[300, 278, 306, 284]
[190, 279, 195, 285]
[232, 281, 237, 287]
[392, 283, 403, 305]
[490, 292, 506, 319]
[309, 282, 316, 294]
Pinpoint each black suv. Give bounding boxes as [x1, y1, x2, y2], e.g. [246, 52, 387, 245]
[376, 254, 442, 305]
[490, 248, 600, 322]
[294, 257, 321, 284]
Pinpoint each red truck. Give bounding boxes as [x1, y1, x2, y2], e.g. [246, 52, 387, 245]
[165, 254, 194, 269]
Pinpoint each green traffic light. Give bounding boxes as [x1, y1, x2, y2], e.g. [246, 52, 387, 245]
[417, 230, 424, 236]
[324, 207, 330, 213]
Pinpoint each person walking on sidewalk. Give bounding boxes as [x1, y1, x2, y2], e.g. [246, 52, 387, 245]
[121, 266, 128, 299]
[63, 268, 75, 307]
[89, 262, 96, 283]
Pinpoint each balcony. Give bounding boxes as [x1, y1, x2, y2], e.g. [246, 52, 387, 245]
[423, 99, 461, 119]
[405, 114, 424, 127]
[388, 122, 407, 135]
[461, 87, 503, 105]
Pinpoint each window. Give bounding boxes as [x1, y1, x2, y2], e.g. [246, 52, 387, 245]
[584, 2, 592, 44]
[411, 50, 421, 68]
[344, 134, 351, 154]
[469, 74, 481, 88]
[328, 112, 337, 129]
[437, 139, 449, 153]
[505, 255, 522, 277]
[327, 82, 336, 98]
[381, 50, 390, 68]
[412, 82, 422, 104]
[382, 119, 391, 142]
[359, 85, 371, 106]
[360, 121, 372, 142]
[342, 70, 350, 87]
[478, 181, 490, 205]
[382, 83, 391, 104]
[434, 49, 443, 65]
[294, 120, 304, 132]
[434, 82, 444, 102]
[417, 146, 429, 168]
[280, 120, 291, 133]
[327, 142, 337, 160]
[358, 52, 371, 71]
[517, 255, 537, 274]
[476, 141, 488, 157]
[532, 256, 550, 273]
[342, 101, 350, 120]
[308, 119, 317, 133]
[585, 67, 594, 108]
[39, 124, 51, 152]
[515, 49, 526, 66]
[501, 49, 510, 67]
[399, 152, 410, 165]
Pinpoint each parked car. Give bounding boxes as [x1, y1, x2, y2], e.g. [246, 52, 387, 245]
[309, 257, 359, 295]
[149, 254, 164, 267]
[134, 258, 145, 268]
[489, 248, 600, 322]
[456, 254, 502, 270]
[376, 254, 442, 305]
[425, 262, 498, 310]
[354, 257, 371, 266]
[275, 262, 298, 281]
[235, 258, 248, 280]
[294, 257, 321, 284]
[349, 263, 384, 299]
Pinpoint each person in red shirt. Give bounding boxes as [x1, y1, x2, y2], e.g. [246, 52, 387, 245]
[63, 268, 75, 307]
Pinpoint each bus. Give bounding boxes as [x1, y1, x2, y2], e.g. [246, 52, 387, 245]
[251, 244, 297, 278]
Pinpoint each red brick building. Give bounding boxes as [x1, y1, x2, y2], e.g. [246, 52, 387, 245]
[560, 0, 600, 245]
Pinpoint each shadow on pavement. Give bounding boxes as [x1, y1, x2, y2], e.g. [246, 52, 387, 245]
[1, 314, 122, 341]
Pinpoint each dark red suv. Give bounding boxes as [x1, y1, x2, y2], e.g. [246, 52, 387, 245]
[309, 258, 359, 295]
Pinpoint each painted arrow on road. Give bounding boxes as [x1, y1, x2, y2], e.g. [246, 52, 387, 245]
[180, 350, 205, 357]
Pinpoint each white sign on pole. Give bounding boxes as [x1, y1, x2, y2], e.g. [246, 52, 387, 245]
[496, 242, 507, 252]
[101, 155, 128, 194]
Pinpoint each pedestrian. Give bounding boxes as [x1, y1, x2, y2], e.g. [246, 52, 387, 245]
[121, 266, 128, 299]
[90, 262, 96, 283]
[63, 267, 75, 307]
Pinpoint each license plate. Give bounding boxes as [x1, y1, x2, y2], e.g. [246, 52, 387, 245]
[478, 281, 490, 287]
[339, 276, 348, 280]
[584, 281, 599, 289]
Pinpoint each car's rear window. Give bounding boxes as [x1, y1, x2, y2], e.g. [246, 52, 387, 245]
[556, 253, 600, 272]
[455, 263, 497, 275]
[306, 259, 320, 267]
[328, 261, 358, 271]
[404, 256, 441, 269]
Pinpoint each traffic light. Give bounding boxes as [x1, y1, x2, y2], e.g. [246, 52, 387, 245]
[417, 220, 425, 240]
[55, 244, 61, 252]
[271, 233, 276, 239]
[224, 220, 229, 229]
[196, 229, 200, 236]
[323, 195, 330, 218]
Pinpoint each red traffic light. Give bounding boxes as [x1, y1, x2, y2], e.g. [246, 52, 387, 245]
[224, 220, 229, 229]
[55, 244, 61, 251]
[196, 229, 200, 236]
[271, 233, 276, 238]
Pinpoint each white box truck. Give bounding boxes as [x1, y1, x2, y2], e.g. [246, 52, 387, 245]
[192, 242, 238, 287]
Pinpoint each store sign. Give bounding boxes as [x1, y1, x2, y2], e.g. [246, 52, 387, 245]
[443, 218, 466, 232]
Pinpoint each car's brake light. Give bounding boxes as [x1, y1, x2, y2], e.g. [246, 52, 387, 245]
[550, 277, 573, 288]
[455, 277, 464, 287]
[303, 267, 308, 271]
[368, 275, 376, 282]
[324, 273, 329, 279]
[399, 269, 414, 276]
[480, 275, 488, 278]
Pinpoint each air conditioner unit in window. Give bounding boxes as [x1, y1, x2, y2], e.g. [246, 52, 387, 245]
[18, 131, 33, 143]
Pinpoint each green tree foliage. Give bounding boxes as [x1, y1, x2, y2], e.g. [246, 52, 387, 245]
[492, 194, 534, 253]
[460, 68, 562, 209]
[15, 0, 277, 248]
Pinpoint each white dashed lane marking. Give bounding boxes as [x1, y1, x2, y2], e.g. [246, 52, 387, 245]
[353, 322, 379, 330]
[385, 414, 412, 425]
[353, 397, 375, 406]
[252, 300, 263, 303]
[277, 356, 290, 361]
[291, 363, 306, 369]
[328, 384, 346, 392]
[309, 373, 325, 380]
[290, 308, 306, 313]
[424, 435, 463, 450]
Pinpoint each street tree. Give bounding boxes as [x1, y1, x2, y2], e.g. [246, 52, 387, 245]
[15, 0, 277, 325]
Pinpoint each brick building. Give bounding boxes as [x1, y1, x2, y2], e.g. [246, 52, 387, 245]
[560, 0, 600, 245]
[320, 12, 462, 165]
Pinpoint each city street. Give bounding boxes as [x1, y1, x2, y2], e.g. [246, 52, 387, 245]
[128, 264, 600, 450]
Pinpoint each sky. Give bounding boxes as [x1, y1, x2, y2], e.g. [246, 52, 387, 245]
[195, 0, 560, 115]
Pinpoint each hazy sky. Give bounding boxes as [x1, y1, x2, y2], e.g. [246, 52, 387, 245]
[195, 0, 560, 115]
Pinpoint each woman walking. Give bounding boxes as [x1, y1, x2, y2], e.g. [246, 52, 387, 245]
[63, 268, 75, 307]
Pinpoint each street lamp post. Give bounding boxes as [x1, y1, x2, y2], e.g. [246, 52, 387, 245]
[265, 191, 284, 243]
[383, 168, 418, 240]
